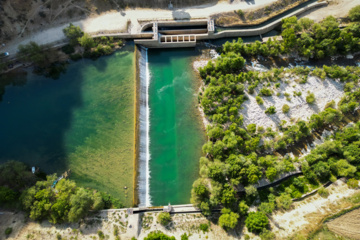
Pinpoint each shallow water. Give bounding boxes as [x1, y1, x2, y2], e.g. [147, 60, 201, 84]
[0, 45, 135, 205]
[148, 48, 206, 206]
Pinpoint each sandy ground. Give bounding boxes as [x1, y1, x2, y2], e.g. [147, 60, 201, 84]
[2, 0, 277, 56]
[242, 75, 345, 129]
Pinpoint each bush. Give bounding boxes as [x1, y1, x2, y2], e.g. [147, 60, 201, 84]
[181, 233, 189, 240]
[239, 201, 249, 215]
[282, 104, 290, 113]
[260, 88, 273, 96]
[237, 9, 244, 17]
[349, 5, 360, 21]
[157, 212, 171, 226]
[200, 223, 209, 232]
[144, 231, 175, 240]
[306, 92, 316, 104]
[265, 106, 276, 115]
[260, 229, 276, 240]
[256, 96, 264, 105]
[245, 211, 269, 233]
[98, 230, 105, 240]
[318, 186, 329, 198]
[5, 227, 12, 235]
[347, 178, 359, 189]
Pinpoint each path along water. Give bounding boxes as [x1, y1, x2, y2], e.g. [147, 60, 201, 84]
[0, 45, 135, 206]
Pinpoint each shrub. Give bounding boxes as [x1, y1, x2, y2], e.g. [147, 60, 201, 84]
[98, 230, 105, 240]
[306, 92, 316, 104]
[256, 96, 264, 105]
[237, 9, 244, 17]
[318, 186, 329, 198]
[347, 178, 359, 189]
[144, 231, 175, 240]
[247, 123, 257, 134]
[324, 100, 335, 109]
[349, 5, 360, 21]
[181, 233, 189, 240]
[157, 212, 171, 226]
[5, 227, 12, 235]
[260, 88, 273, 96]
[265, 106, 276, 115]
[245, 211, 269, 233]
[260, 229, 276, 240]
[282, 104, 290, 113]
[200, 223, 209, 232]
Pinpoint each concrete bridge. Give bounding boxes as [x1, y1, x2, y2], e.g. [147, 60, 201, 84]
[89, 1, 327, 48]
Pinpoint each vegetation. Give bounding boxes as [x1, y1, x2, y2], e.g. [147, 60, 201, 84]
[265, 106, 276, 115]
[218, 208, 239, 229]
[144, 231, 175, 240]
[348, 5, 360, 21]
[157, 212, 171, 226]
[306, 92, 316, 104]
[5, 227, 12, 236]
[193, 9, 360, 237]
[282, 104, 290, 113]
[245, 211, 269, 233]
[21, 175, 104, 223]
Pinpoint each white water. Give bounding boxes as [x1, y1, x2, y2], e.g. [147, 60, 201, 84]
[138, 46, 151, 207]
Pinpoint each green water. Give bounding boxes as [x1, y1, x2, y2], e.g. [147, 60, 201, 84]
[0, 45, 135, 206]
[148, 48, 206, 206]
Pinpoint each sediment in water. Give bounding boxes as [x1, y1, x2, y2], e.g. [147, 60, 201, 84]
[137, 45, 151, 207]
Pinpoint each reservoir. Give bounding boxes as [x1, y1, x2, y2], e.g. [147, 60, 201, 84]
[0, 44, 206, 207]
[0, 45, 135, 206]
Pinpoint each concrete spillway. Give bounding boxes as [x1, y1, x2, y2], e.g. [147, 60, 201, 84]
[137, 46, 151, 207]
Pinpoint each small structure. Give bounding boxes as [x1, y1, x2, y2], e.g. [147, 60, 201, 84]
[31, 166, 35, 174]
[127, 208, 134, 215]
[168, 1, 173, 10]
[163, 203, 172, 213]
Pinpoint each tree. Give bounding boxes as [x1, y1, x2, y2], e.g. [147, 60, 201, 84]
[260, 229, 276, 240]
[0, 186, 17, 203]
[334, 159, 356, 177]
[349, 5, 360, 21]
[275, 193, 292, 210]
[218, 208, 239, 229]
[347, 178, 359, 189]
[265, 106, 276, 115]
[245, 211, 269, 233]
[63, 23, 84, 46]
[266, 167, 277, 182]
[157, 212, 171, 226]
[144, 231, 175, 240]
[245, 185, 258, 197]
[78, 33, 95, 50]
[68, 188, 93, 222]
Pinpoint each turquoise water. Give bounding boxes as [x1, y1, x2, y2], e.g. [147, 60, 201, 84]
[148, 48, 206, 206]
[0, 45, 135, 205]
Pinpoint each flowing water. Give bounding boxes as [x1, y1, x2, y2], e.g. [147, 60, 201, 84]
[147, 48, 206, 206]
[0, 45, 135, 206]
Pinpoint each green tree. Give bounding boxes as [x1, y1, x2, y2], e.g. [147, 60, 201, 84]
[68, 188, 93, 222]
[306, 92, 316, 104]
[218, 208, 239, 229]
[63, 23, 84, 46]
[157, 212, 171, 226]
[275, 193, 292, 210]
[245, 211, 269, 233]
[265, 167, 277, 182]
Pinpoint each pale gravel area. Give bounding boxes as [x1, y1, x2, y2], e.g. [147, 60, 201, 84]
[270, 179, 360, 239]
[241, 76, 345, 129]
[2, 0, 277, 56]
[297, 0, 360, 22]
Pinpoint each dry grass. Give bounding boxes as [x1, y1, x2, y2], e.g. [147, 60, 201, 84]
[327, 208, 360, 240]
